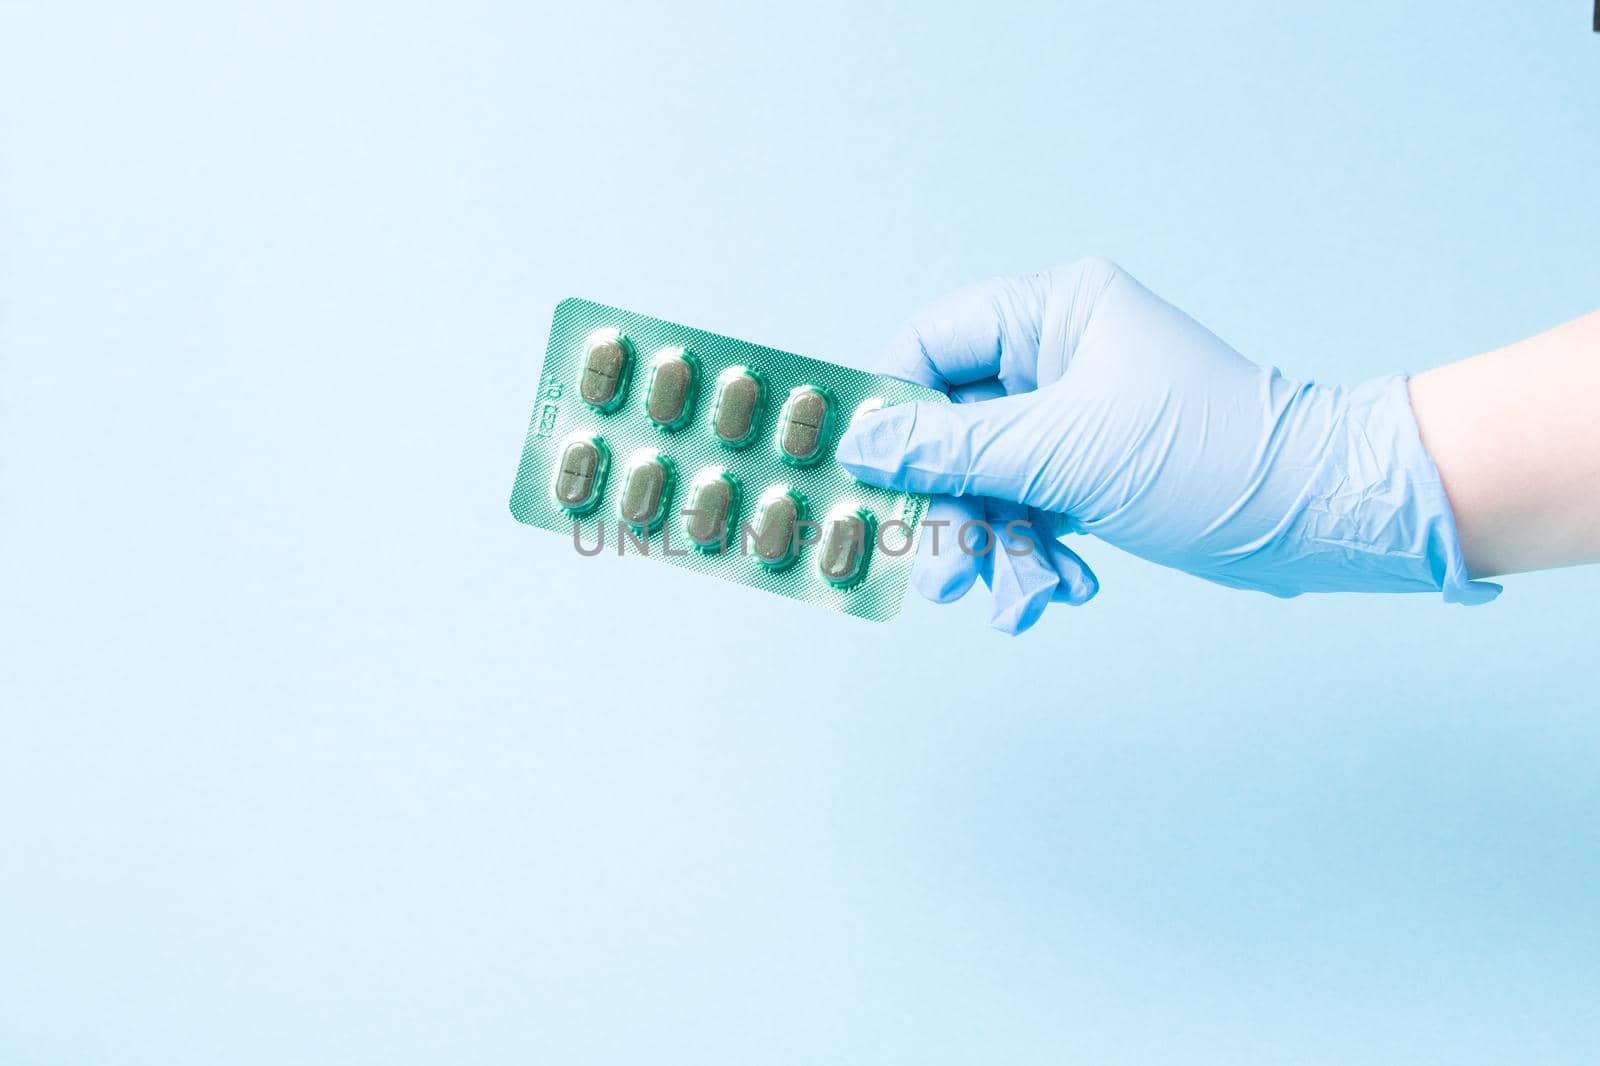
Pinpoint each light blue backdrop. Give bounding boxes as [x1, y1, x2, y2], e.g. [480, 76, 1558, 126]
[3, 2, 1598, 1063]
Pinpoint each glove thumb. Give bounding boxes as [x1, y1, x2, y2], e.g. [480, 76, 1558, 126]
[836, 390, 1055, 506]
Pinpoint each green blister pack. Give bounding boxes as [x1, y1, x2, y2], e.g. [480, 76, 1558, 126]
[509, 298, 948, 621]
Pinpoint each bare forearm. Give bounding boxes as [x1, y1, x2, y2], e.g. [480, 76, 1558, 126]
[1408, 311, 1600, 578]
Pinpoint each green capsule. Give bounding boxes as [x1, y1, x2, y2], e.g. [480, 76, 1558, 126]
[681, 468, 741, 552]
[818, 506, 875, 588]
[645, 347, 698, 430]
[711, 366, 764, 448]
[618, 451, 675, 532]
[578, 329, 633, 412]
[778, 385, 833, 466]
[552, 435, 608, 514]
[750, 487, 808, 570]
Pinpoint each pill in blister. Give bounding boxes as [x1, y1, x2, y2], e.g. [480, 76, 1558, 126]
[778, 385, 832, 465]
[579, 328, 632, 412]
[645, 347, 698, 430]
[619, 451, 674, 531]
[552, 435, 609, 513]
[819, 506, 874, 587]
[682, 468, 740, 552]
[751, 486, 808, 570]
[711, 366, 763, 448]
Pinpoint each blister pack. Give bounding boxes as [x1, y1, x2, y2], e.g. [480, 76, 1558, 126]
[508, 298, 947, 621]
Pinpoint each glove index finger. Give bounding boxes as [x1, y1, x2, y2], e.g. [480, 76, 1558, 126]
[834, 392, 1044, 505]
[878, 273, 1049, 392]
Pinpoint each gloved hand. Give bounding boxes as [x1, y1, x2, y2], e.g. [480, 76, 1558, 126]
[838, 258, 1501, 634]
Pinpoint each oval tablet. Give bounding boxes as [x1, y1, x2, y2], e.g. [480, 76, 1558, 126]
[752, 488, 806, 570]
[645, 347, 697, 430]
[552, 436, 608, 513]
[778, 386, 832, 465]
[682, 469, 739, 551]
[819, 508, 874, 587]
[618, 453, 673, 530]
[578, 329, 632, 412]
[711, 367, 763, 447]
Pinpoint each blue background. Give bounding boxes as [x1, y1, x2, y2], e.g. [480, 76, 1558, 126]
[3, 2, 1598, 1062]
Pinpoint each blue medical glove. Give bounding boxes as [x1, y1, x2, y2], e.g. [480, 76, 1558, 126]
[839, 258, 1501, 634]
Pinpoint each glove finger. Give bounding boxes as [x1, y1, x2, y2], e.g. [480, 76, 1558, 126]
[837, 390, 1060, 506]
[912, 495, 983, 603]
[876, 259, 1128, 394]
[1023, 508, 1099, 603]
[904, 377, 1008, 604]
[878, 274, 1049, 391]
[978, 499, 1061, 636]
[948, 377, 1006, 404]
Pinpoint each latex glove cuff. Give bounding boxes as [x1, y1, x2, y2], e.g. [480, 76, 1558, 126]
[1209, 373, 1501, 604]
